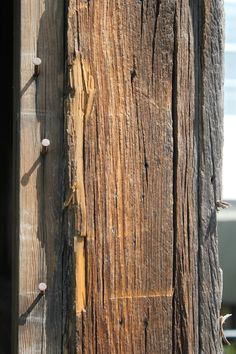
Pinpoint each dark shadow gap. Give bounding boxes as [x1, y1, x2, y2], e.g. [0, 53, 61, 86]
[0, 2, 14, 353]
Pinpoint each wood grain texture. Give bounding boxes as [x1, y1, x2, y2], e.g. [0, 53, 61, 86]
[170, 1, 224, 353]
[198, 1, 224, 353]
[66, 0, 175, 353]
[18, 0, 223, 352]
[18, 0, 64, 352]
[172, 2, 199, 352]
[66, 0, 224, 353]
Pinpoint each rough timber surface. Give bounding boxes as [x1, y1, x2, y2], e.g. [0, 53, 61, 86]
[66, 0, 224, 353]
[17, 0, 224, 352]
[18, 0, 64, 352]
[172, 1, 224, 353]
[67, 0, 175, 353]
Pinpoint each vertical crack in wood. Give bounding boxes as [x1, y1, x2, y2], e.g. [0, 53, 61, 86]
[151, 0, 161, 76]
[192, 1, 203, 352]
[171, 3, 178, 353]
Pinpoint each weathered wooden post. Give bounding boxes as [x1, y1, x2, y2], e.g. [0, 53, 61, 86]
[17, 0, 224, 352]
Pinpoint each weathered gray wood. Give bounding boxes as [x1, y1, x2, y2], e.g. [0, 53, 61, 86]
[172, 1, 224, 353]
[18, 0, 64, 352]
[172, 2, 200, 352]
[198, 1, 224, 353]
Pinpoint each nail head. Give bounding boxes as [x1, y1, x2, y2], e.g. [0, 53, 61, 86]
[38, 282, 47, 292]
[41, 139, 50, 147]
[33, 57, 42, 66]
[33, 57, 42, 76]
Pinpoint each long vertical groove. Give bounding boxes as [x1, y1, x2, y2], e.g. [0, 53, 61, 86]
[196, 1, 203, 351]
[12, 0, 21, 351]
[171, 3, 178, 353]
[151, 0, 160, 75]
[188, 0, 202, 351]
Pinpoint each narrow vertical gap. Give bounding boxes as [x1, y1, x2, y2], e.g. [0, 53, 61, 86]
[12, 0, 20, 352]
[0, 0, 15, 352]
[151, 0, 160, 76]
[171, 4, 178, 353]
[194, 0, 204, 351]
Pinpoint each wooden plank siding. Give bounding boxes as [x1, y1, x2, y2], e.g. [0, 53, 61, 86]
[18, 0, 64, 352]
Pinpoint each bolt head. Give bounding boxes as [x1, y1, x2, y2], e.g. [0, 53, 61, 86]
[38, 282, 47, 292]
[41, 139, 50, 147]
[33, 57, 42, 66]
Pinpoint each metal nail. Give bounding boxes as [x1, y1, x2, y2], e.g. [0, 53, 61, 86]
[41, 139, 50, 154]
[38, 282, 47, 292]
[33, 57, 42, 77]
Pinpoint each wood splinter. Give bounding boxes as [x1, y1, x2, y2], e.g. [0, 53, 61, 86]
[63, 182, 78, 209]
[219, 314, 232, 345]
[216, 200, 231, 211]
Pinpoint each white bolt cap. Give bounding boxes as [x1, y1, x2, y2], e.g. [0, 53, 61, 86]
[33, 57, 42, 66]
[38, 282, 47, 292]
[41, 139, 50, 147]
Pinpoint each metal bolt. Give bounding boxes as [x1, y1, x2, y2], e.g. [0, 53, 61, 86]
[33, 57, 42, 77]
[38, 282, 47, 292]
[41, 139, 50, 154]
